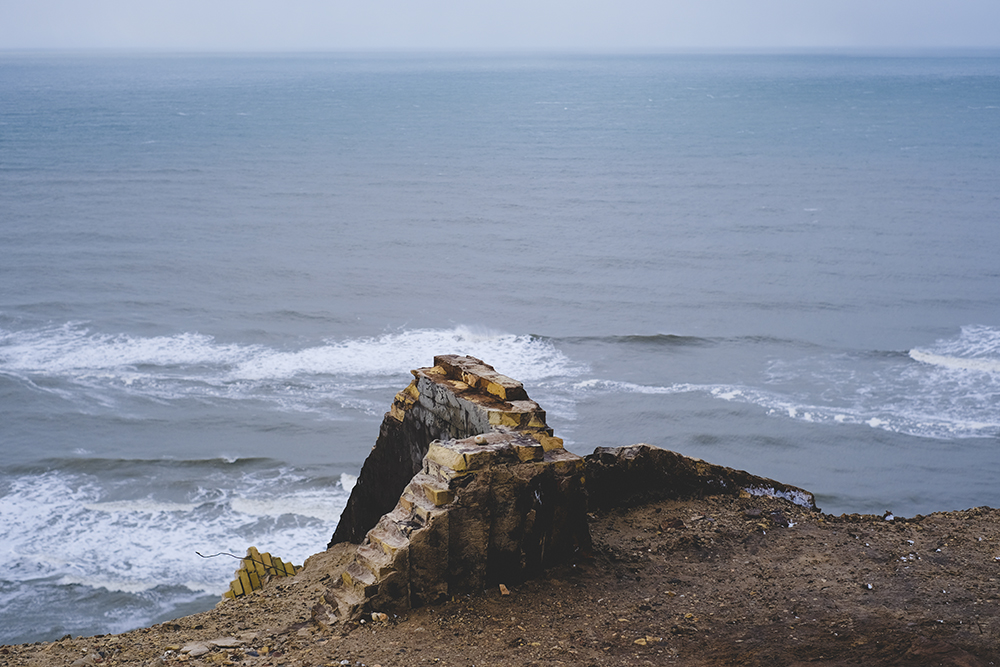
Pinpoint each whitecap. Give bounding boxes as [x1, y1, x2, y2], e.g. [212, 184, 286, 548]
[339, 473, 357, 492]
[0, 323, 583, 418]
[909, 349, 1000, 374]
[0, 467, 348, 598]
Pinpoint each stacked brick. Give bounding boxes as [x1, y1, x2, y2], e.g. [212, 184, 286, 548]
[222, 547, 298, 599]
[389, 355, 563, 450]
[330, 355, 566, 546]
[325, 430, 590, 620]
[320, 356, 592, 621]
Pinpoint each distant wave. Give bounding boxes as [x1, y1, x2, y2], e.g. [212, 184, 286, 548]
[0, 323, 583, 416]
[909, 350, 1000, 373]
[567, 325, 1000, 441]
[0, 323, 577, 380]
[553, 333, 715, 348]
[572, 378, 698, 395]
[909, 325, 1000, 373]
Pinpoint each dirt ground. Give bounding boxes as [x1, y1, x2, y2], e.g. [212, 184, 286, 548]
[4, 494, 1000, 667]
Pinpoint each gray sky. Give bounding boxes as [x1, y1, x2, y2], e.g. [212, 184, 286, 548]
[2, 0, 999, 51]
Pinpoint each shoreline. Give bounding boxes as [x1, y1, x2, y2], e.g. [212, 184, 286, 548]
[4, 494, 999, 666]
[5, 356, 998, 666]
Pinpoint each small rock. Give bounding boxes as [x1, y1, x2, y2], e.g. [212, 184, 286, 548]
[180, 642, 211, 657]
[207, 637, 242, 648]
[499, 584, 510, 595]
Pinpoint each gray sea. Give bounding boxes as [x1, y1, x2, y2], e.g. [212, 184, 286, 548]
[1, 52, 998, 644]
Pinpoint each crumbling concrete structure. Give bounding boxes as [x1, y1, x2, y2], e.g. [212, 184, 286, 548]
[320, 356, 590, 620]
[329, 355, 564, 546]
[317, 355, 815, 623]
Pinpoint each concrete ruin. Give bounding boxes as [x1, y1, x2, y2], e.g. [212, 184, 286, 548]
[321, 355, 590, 620]
[318, 355, 815, 622]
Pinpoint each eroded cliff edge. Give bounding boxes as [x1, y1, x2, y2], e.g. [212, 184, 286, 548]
[316, 355, 815, 623]
[6, 356, 999, 667]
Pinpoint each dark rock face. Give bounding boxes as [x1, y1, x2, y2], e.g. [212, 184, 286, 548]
[328, 411, 436, 546]
[584, 443, 817, 511]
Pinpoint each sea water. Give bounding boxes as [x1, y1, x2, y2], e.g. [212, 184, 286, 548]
[1, 52, 998, 643]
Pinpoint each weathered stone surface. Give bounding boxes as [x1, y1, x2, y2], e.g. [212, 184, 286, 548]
[180, 641, 211, 657]
[324, 428, 590, 620]
[329, 355, 556, 547]
[322, 357, 817, 626]
[584, 443, 817, 511]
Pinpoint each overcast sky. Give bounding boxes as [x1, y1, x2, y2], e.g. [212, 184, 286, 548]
[2, 0, 999, 52]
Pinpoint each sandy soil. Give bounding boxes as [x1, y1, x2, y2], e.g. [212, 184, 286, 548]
[4, 494, 1000, 667]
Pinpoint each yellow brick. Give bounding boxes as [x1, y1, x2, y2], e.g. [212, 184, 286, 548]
[248, 570, 261, 590]
[461, 371, 484, 390]
[526, 413, 548, 429]
[284, 562, 296, 576]
[426, 442, 494, 472]
[538, 435, 564, 452]
[426, 442, 467, 470]
[488, 410, 521, 428]
[239, 570, 252, 595]
[423, 485, 454, 506]
[514, 443, 544, 462]
[485, 381, 508, 400]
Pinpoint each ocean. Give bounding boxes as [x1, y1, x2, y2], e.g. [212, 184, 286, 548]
[1, 52, 998, 644]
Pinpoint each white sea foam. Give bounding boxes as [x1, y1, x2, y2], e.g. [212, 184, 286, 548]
[230, 491, 345, 522]
[909, 350, 1000, 373]
[340, 472, 357, 492]
[565, 326, 1000, 440]
[572, 378, 692, 394]
[750, 326, 1000, 439]
[0, 323, 581, 416]
[0, 467, 349, 597]
[83, 499, 200, 513]
[229, 325, 580, 382]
